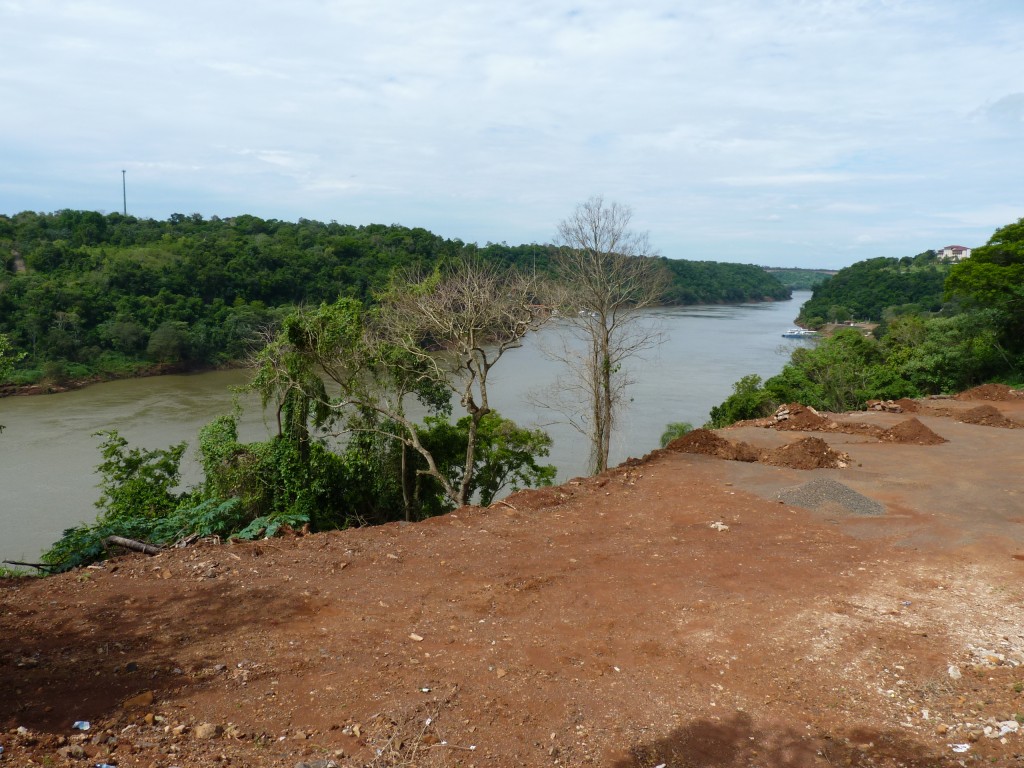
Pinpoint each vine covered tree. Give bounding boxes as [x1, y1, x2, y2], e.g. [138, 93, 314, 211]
[250, 258, 552, 518]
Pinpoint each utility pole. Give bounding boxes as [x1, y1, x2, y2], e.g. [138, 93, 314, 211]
[122, 170, 127, 215]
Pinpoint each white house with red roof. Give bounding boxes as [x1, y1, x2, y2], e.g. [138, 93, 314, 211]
[938, 245, 971, 262]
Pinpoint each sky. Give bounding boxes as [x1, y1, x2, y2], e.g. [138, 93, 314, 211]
[2, 1, 1023, 269]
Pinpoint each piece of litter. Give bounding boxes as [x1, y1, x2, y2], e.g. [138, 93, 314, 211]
[950, 743, 970, 753]
[72, 721, 90, 731]
[420, 687, 431, 693]
[710, 521, 729, 532]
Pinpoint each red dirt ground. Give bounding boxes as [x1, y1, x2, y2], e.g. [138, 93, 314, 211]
[3, 398, 1024, 768]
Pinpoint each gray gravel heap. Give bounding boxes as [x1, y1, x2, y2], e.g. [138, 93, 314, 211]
[777, 477, 885, 516]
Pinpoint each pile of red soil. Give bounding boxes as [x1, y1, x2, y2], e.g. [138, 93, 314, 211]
[761, 437, 850, 470]
[774, 403, 834, 431]
[666, 428, 762, 462]
[831, 420, 885, 437]
[956, 383, 1024, 401]
[879, 417, 947, 445]
[894, 398, 920, 412]
[958, 404, 1022, 428]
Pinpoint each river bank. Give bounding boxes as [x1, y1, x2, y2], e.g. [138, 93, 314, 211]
[0, 293, 813, 564]
[0, 361, 240, 398]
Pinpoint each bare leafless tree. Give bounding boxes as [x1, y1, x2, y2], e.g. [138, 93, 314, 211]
[543, 196, 669, 474]
[375, 258, 549, 505]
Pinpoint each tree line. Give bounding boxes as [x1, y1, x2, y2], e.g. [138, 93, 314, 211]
[0, 209, 788, 389]
[708, 218, 1024, 425]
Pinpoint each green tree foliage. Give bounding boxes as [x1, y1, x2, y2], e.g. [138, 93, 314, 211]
[945, 217, 1024, 354]
[798, 253, 948, 327]
[42, 431, 188, 570]
[414, 412, 556, 514]
[250, 261, 550, 516]
[0, 332, 26, 433]
[0, 332, 24, 384]
[0, 210, 801, 387]
[763, 268, 834, 291]
[658, 421, 693, 447]
[706, 375, 776, 428]
[709, 303, 1017, 428]
[197, 414, 347, 533]
[660, 260, 791, 304]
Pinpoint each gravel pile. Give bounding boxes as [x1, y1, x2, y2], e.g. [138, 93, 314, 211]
[777, 477, 885, 516]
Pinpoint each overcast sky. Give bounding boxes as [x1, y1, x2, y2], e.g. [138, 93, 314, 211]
[2, 1, 1022, 268]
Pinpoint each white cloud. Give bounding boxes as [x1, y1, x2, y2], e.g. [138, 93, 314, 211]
[1, 0, 1023, 267]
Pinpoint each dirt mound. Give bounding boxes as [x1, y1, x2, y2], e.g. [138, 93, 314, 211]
[773, 403, 834, 431]
[958, 404, 1021, 428]
[831, 420, 885, 437]
[956, 383, 1024, 401]
[894, 398, 920, 412]
[879, 417, 947, 445]
[761, 437, 850, 470]
[666, 428, 762, 462]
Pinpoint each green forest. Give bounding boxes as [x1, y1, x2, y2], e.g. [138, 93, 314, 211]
[796, 250, 949, 326]
[708, 218, 1024, 426]
[0, 210, 788, 389]
[763, 267, 835, 291]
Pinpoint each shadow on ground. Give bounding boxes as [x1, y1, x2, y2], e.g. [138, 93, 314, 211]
[613, 711, 963, 767]
[0, 574, 307, 732]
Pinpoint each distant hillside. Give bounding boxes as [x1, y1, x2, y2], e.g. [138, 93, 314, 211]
[0, 210, 790, 386]
[763, 267, 836, 291]
[796, 251, 949, 326]
[661, 259, 791, 304]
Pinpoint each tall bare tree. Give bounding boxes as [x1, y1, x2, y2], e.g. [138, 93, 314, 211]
[546, 196, 669, 474]
[375, 259, 549, 506]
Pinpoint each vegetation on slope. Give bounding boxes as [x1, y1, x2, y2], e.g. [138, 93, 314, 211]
[796, 251, 949, 326]
[0, 210, 788, 389]
[707, 219, 1024, 426]
[763, 267, 835, 291]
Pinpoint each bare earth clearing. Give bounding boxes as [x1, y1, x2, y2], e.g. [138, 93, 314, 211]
[3, 387, 1024, 767]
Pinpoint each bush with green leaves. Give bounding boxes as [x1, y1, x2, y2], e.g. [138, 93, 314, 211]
[708, 306, 1018, 428]
[659, 422, 693, 447]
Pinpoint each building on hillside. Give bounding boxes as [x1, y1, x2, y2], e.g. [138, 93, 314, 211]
[938, 245, 971, 263]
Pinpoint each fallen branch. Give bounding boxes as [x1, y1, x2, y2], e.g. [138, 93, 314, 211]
[103, 536, 163, 556]
[3, 560, 57, 572]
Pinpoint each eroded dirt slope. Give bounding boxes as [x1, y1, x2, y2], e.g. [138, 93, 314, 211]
[2, 398, 1024, 767]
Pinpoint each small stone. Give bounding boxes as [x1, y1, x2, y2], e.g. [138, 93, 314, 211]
[58, 744, 87, 758]
[496, 668, 508, 679]
[936, 723, 948, 735]
[194, 722, 223, 740]
[123, 690, 155, 709]
[409, 633, 424, 642]
[947, 665, 962, 680]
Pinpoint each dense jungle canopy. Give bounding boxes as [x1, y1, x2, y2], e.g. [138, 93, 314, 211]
[0, 210, 789, 386]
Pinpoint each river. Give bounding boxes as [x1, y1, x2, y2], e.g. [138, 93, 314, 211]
[0, 291, 810, 563]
